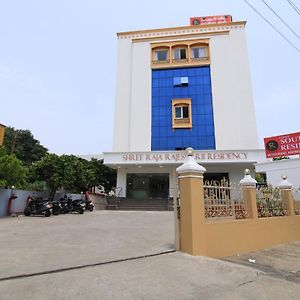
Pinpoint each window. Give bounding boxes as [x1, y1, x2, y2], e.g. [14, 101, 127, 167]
[172, 98, 192, 129]
[151, 40, 210, 68]
[173, 48, 187, 60]
[175, 106, 189, 118]
[154, 49, 169, 61]
[191, 46, 207, 59]
[173, 76, 188, 87]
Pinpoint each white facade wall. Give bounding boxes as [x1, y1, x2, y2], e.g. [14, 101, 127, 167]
[114, 163, 255, 199]
[113, 38, 132, 151]
[255, 158, 300, 187]
[210, 28, 258, 150]
[129, 43, 152, 150]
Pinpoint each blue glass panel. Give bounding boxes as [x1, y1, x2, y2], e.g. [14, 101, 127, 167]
[207, 136, 215, 147]
[206, 126, 214, 135]
[203, 76, 211, 84]
[205, 105, 213, 114]
[173, 77, 181, 86]
[151, 66, 215, 151]
[203, 85, 211, 94]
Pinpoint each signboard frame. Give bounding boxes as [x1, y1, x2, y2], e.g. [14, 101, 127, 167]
[264, 132, 300, 158]
[190, 15, 232, 26]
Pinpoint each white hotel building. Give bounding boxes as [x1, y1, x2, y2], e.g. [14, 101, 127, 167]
[103, 18, 265, 201]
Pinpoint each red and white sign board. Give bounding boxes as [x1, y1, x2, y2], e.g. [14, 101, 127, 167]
[190, 15, 232, 26]
[264, 132, 300, 158]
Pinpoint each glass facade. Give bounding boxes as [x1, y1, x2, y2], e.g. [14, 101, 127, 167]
[151, 66, 216, 150]
[127, 174, 169, 199]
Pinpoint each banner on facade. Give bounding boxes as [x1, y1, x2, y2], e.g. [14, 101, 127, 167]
[264, 132, 300, 158]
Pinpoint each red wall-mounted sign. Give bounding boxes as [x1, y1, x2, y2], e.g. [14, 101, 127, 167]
[190, 15, 232, 26]
[264, 132, 300, 158]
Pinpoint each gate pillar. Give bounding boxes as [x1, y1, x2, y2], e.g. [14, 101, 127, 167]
[176, 148, 206, 256]
[279, 176, 295, 216]
[240, 169, 258, 219]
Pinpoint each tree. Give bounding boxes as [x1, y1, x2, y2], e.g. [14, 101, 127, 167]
[0, 153, 27, 188]
[30, 154, 117, 199]
[59, 155, 95, 193]
[89, 159, 116, 192]
[273, 156, 289, 161]
[0, 146, 6, 158]
[3, 127, 48, 165]
[255, 173, 266, 183]
[31, 154, 64, 200]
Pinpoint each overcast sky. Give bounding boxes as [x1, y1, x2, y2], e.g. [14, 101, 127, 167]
[0, 0, 299, 155]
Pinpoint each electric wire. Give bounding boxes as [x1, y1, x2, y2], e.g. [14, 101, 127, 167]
[286, 0, 300, 16]
[242, 0, 300, 54]
[259, 0, 300, 41]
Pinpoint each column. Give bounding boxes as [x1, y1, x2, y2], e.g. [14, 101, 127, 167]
[239, 169, 258, 219]
[176, 148, 207, 256]
[279, 175, 295, 216]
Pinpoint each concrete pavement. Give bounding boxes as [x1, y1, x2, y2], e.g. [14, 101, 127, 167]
[0, 211, 174, 279]
[0, 211, 299, 299]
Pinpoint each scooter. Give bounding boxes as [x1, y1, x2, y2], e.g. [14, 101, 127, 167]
[51, 199, 62, 215]
[59, 196, 69, 214]
[67, 196, 85, 214]
[24, 197, 52, 217]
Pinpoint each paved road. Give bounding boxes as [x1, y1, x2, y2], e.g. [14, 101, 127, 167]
[0, 211, 299, 299]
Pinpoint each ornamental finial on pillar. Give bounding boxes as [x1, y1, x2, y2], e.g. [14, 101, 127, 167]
[279, 175, 293, 189]
[239, 169, 257, 186]
[176, 147, 206, 174]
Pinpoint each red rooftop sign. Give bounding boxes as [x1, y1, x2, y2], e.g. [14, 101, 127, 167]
[190, 15, 232, 26]
[264, 132, 300, 158]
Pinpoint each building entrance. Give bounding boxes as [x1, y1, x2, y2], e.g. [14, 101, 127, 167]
[127, 173, 169, 199]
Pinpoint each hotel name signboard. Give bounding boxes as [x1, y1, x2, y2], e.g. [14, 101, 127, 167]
[264, 131, 300, 158]
[121, 151, 248, 163]
[190, 15, 232, 26]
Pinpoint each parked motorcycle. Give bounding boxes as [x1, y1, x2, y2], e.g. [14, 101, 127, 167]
[58, 196, 69, 214]
[66, 196, 85, 214]
[51, 199, 62, 215]
[24, 197, 52, 217]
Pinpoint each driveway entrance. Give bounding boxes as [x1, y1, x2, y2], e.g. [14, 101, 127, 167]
[0, 211, 174, 279]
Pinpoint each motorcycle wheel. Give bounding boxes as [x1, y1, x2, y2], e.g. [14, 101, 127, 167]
[78, 208, 84, 214]
[44, 210, 51, 217]
[89, 206, 94, 212]
[24, 208, 31, 216]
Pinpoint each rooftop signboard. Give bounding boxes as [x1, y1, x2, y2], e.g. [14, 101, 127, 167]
[264, 132, 300, 158]
[190, 15, 232, 26]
